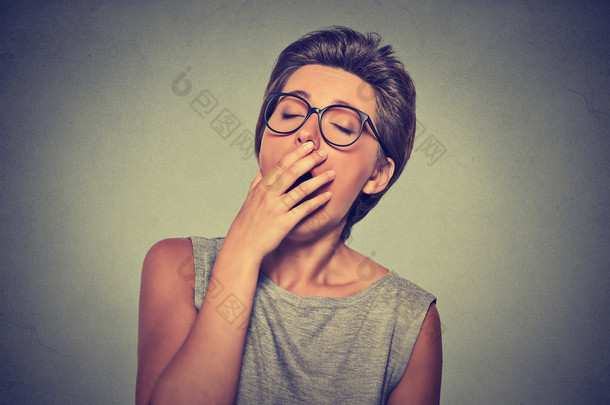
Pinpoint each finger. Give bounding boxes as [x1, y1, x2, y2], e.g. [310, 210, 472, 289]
[281, 149, 329, 192]
[280, 170, 335, 209]
[285, 191, 332, 228]
[267, 148, 328, 195]
[262, 141, 316, 192]
[249, 170, 263, 192]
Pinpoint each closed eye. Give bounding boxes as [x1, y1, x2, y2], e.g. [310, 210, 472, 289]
[331, 123, 355, 136]
[282, 113, 304, 120]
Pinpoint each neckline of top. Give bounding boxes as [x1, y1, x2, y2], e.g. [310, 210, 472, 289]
[256, 269, 396, 308]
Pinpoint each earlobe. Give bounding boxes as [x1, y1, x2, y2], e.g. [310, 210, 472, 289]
[362, 157, 395, 195]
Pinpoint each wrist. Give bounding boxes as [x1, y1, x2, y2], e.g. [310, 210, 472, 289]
[224, 224, 267, 260]
[216, 234, 264, 275]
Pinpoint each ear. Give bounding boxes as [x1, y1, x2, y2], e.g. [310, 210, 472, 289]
[362, 157, 395, 195]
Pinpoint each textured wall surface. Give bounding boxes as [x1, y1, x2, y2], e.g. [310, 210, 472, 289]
[1, 1, 608, 403]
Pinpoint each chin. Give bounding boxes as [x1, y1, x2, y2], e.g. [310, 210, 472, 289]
[285, 208, 342, 244]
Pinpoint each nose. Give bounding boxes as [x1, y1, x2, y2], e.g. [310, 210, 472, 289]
[296, 111, 322, 149]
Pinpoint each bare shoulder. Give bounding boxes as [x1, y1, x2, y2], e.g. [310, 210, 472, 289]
[136, 238, 197, 404]
[143, 237, 194, 270]
[387, 303, 442, 405]
[141, 238, 195, 291]
[139, 236, 197, 327]
[139, 237, 196, 321]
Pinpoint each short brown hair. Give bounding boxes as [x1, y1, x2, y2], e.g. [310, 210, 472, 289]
[254, 26, 416, 241]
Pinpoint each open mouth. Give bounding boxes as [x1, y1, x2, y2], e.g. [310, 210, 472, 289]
[287, 171, 313, 193]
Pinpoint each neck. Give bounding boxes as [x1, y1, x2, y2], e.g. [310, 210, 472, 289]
[260, 225, 348, 289]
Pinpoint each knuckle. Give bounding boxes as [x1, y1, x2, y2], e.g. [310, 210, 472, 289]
[299, 198, 316, 213]
[261, 173, 282, 191]
[276, 157, 290, 171]
[281, 192, 297, 207]
[286, 165, 301, 178]
[294, 184, 308, 197]
[263, 180, 281, 192]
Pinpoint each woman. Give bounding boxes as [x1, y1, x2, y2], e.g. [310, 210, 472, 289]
[137, 26, 442, 404]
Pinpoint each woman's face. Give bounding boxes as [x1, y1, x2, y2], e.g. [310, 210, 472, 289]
[259, 64, 391, 241]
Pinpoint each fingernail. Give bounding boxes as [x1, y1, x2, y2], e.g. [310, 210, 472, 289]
[327, 170, 336, 178]
[303, 141, 314, 151]
[318, 150, 327, 158]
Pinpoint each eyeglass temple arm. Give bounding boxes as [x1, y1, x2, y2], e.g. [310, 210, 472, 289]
[365, 118, 389, 157]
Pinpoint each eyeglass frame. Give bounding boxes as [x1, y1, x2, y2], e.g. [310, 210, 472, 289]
[263, 92, 389, 157]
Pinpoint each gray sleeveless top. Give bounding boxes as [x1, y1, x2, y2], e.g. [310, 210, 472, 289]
[189, 236, 436, 405]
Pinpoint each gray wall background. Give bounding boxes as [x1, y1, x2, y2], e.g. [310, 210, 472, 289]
[1, 1, 608, 403]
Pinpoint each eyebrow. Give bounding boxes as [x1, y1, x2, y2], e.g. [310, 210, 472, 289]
[288, 90, 358, 109]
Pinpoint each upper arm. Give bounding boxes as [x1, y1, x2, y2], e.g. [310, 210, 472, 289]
[387, 303, 443, 405]
[136, 238, 198, 405]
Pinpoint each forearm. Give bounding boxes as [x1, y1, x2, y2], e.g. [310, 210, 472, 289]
[149, 238, 261, 404]
[148, 141, 328, 404]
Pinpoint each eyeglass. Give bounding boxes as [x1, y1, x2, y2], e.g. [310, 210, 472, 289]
[264, 92, 388, 156]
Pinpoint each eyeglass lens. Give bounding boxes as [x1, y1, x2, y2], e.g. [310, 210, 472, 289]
[266, 95, 363, 146]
